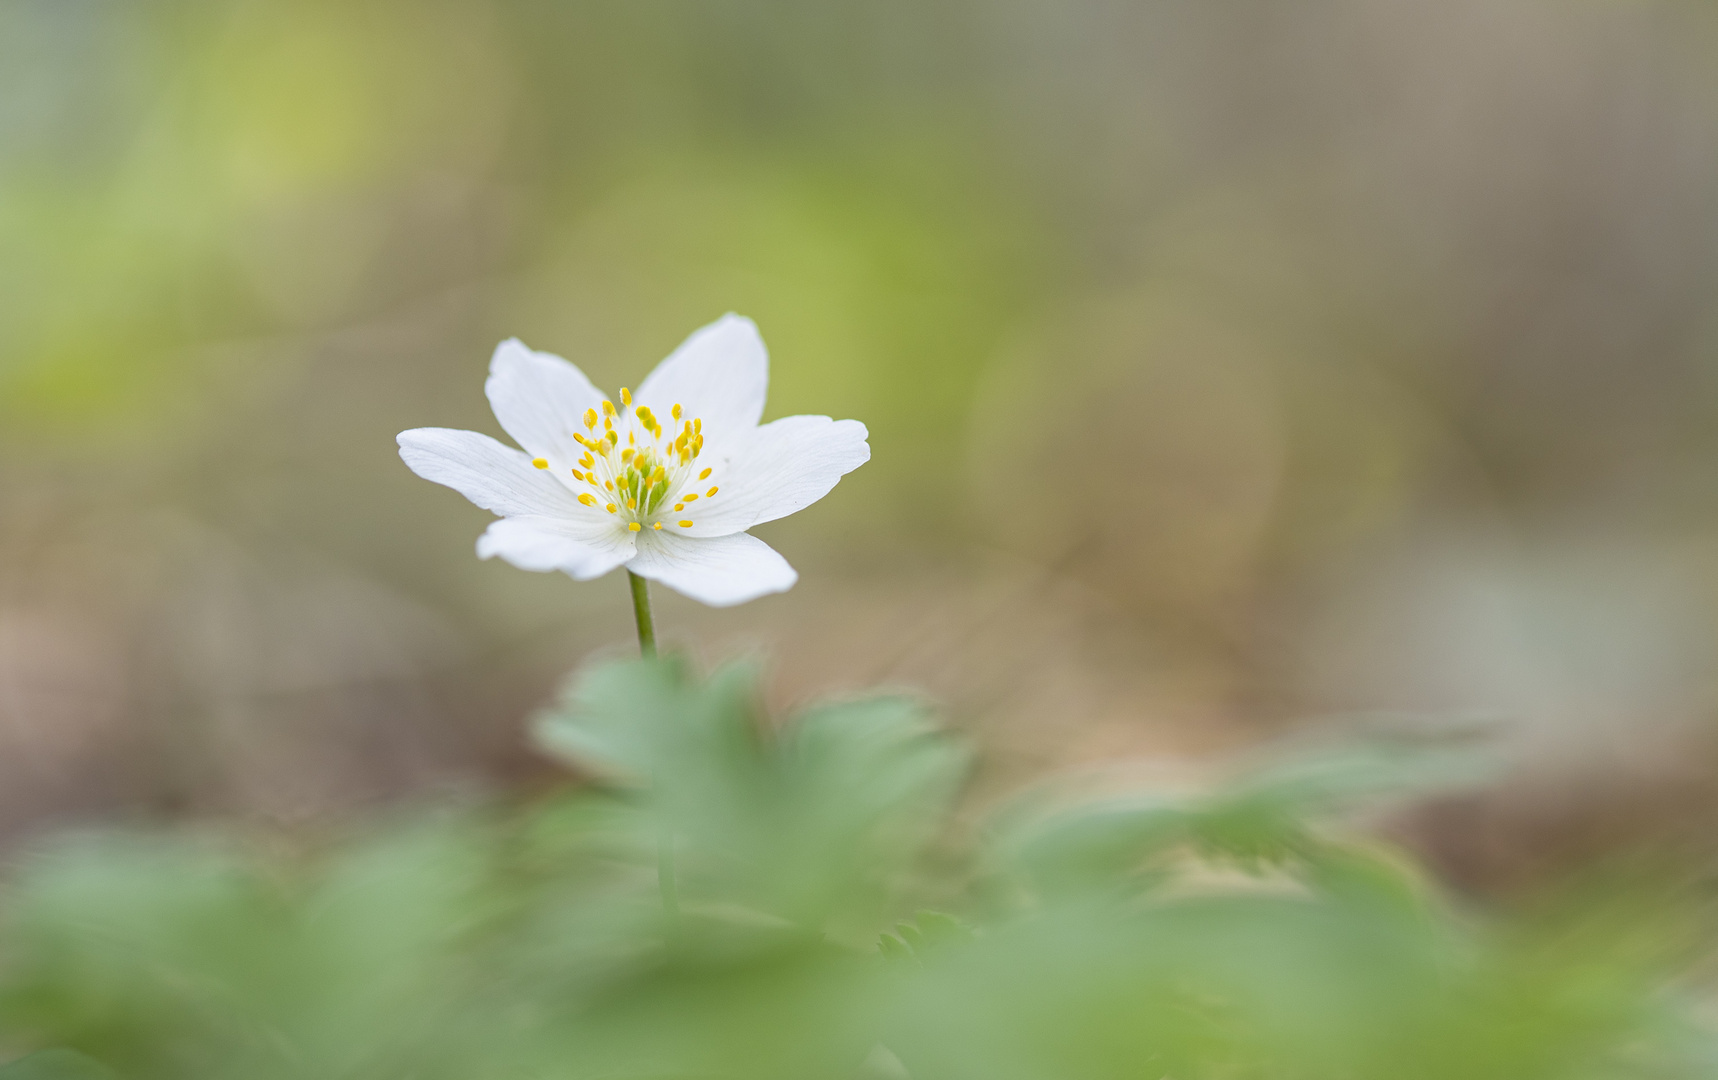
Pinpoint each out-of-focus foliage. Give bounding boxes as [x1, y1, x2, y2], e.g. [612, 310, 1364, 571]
[0, 658, 1708, 1079]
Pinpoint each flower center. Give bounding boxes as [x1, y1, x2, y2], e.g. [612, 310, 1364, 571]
[557, 387, 718, 533]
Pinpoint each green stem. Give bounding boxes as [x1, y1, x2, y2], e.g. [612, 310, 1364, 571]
[628, 570, 656, 657]
[628, 571, 675, 920]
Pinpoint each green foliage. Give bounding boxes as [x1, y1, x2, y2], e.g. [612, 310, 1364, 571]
[0, 657, 1709, 1079]
[534, 656, 967, 931]
[0, 1051, 111, 1080]
[879, 911, 975, 963]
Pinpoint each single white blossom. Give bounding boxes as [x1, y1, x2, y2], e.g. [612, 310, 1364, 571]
[398, 314, 870, 606]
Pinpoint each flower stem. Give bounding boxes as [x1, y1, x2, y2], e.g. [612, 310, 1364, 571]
[628, 571, 676, 921]
[627, 570, 656, 657]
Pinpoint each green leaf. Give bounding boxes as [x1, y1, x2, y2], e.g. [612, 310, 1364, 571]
[533, 657, 966, 930]
[878, 933, 914, 961]
[0, 1051, 112, 1080]
[532, 655, 761, 788]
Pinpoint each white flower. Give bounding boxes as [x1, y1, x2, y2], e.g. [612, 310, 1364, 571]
[398, 314, 870, 607]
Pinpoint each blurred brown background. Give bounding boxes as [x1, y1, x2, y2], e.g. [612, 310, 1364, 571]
[6, 0, 1718, 892]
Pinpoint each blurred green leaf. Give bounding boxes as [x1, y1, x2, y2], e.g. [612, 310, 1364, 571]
[0, 662, 1706, 1080]
[995, 732, 1494, 902]
[535, 657, 965, 929]
[0, 1051, 112, 1080]
[879, 910, 975, 964]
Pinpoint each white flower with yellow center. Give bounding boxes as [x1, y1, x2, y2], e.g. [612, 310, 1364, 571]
[397, 314, 869, 607]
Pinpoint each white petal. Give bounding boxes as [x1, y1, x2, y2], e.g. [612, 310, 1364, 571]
[476, 516, 637, 580]
[635, 314, 768, 442]
[677, 416, 870, 537]
[485, 338, 607, 465]
[625, 531, 797, 607]
[398, 428, 585, 518]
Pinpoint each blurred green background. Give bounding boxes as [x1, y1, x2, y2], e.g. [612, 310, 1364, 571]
[7, 0, 1718, 897]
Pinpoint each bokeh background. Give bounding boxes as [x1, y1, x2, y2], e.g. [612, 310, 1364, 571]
[6, 0, 1718, 895]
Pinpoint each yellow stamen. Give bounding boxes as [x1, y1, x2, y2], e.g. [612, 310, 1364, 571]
[699, 468, 712, 480]
[532, 457, 548, 469]
[621, 448, 634, 462]
[603, 416, 613, 431]
[706, 486, 718, 497]
[602, 399, 615, 416]
[652, 522, 663, 530]
[620, 387, 631, 405]
[628, 522, 641, 532]
[683, 493, 698, 502]
[606, 503, 617, 513]
[694, 418, 701, 433]
[605, 480, 613, 490]
[678, 520, 693, 527]
[570, 469, 583, 481]
[606, 431, 618, 445]
[627, 497, 637, 509]
[672, 403, 682, 421]
[674, 503, 684, 512]
[584, 408, 598, 429]
[578, 493, 596, 507]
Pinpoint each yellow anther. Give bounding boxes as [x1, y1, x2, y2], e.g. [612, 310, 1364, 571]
[584, 408, 598, 429]
[570, 469, 583, 481]
[606, 503, 617, 513]
[683, 493, 698, 502]
[706, 486, 718, 497]
[604, 480, 614, 490]
[532, 457, 549, 469]
[694, 418, 701, 433]
[652, 522, 663, 530]
[650, 466, 666, 485]
[628, 522, 641, 532]
[699, 468, 712, 480]
[672, 403, 682, 421]
[628, 431, 635, 445]
[636, 406, 654, 423]
[580, 453, 594, 467]
[621, 448, 634, 462]
[578, 493, 597, 507]
[606, 431, 618, 445]
[678, 520, 693, 527]
[620, 387, 631, 405]
[602, 399, 615, 416]
[627, 497, 637, 509]
[674, 503, 684, 512]
[603, 416, 613, 431]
